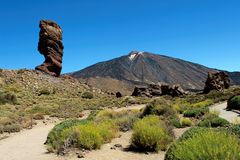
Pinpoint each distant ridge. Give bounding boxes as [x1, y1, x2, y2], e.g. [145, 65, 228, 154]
[70, 51, 240, 94]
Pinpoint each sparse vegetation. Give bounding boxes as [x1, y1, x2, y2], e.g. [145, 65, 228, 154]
[183, 107, 209, 118]
[131, 115, 173, 152]
[165, 128, 240, 160]
[94, 109, 140, 132]
[81, 91, 94, 99]
[0, 91, 17, 105]
[46, 119, 118, 152]
[227, 95, 240, 110]
[180, 118, 192, 127]
[198, 113, 230, 127]
[142, 98, 176, 119]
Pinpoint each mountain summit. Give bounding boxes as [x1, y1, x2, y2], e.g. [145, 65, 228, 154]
[70, 51, 240, 93]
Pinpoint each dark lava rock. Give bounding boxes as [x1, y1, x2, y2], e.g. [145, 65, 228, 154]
[203, 71, 230, 94]
[35, 20, 64, 77]
[132, 84, 186, 97]
[116, 92, 122, 98]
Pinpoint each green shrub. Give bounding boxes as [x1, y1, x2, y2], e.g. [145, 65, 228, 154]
[38, 88, 51, 96]
[45, 119, 89, 150]
[142, 99, 176, 118]
[81, 92, 93, 99]
[96, 120, 118, 143]
[0, 91, 17, 105]
[46, 119, 118, 152]
[180, 118, 192, 127]
[95, 109, 140, 132]
[183, 107, 209, 118]
[198, 114, 229, 127]
[0, 125, 4, 133]
[227, 95, 240, 110]
[131, 115, 172, 152]
[165, 128, 240, 160]
[3, 124, 21, 133]
[191, 99, 214, 108]
[70, 124, 104, 150]
[169, 117, 182, 128]
[33, 113, 45, 120]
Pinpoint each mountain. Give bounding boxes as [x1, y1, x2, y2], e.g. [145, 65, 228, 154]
[70, 51, 240, 94]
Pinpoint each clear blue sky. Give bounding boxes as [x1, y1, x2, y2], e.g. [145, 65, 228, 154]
[0, 0, 239, 73]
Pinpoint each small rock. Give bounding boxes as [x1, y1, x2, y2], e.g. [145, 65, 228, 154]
[114, 144, 122, 148]
[76, 152, 85, 158]
[110, 146, 116, 150]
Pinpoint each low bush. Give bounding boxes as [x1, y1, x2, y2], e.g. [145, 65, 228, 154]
[33, 113, 45, 120]
[227, 95, 240, 110]
[38, 88, 51, 96]
[0, 125, 4, 133]
[3, 124, 21, 133]
[68, 124, 103, 150]
[142, 99, 176, 119]
[0, 91, 17, 105]
[46, 119, 118, 152]
[95, 109, 140, 132]
[183, 107, 209, 118]
[81, 92, 94, 99]
[165, 128, 240, 160]
[169, 116, 182, 128]
[45, 119, 89, 150]
[180, 118, 192, 127]
[191, 99, 214, 108]
[198, 114, 229, 127]
[131, 115, 172, 152]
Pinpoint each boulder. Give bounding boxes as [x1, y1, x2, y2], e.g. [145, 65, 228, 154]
[35, 20, 64, 77]
[116, 92, 122, 98]
[132, 84, 186, 97]
[203, 71, 230, 93]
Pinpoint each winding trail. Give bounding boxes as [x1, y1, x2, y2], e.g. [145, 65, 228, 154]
[210, 102, 240, 123]
[0, 105, 146, 160]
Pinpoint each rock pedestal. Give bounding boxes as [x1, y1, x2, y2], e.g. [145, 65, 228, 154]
[35, 20, 64, 77]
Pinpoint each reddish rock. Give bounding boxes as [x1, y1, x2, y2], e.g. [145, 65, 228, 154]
[203, 71, 230, 93]
[35, 20, 64, 77]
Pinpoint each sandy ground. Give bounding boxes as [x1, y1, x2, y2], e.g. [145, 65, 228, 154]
[0, 105, 146, 160]
[1, 103, 233, 160]
[210, 102, 240, 123]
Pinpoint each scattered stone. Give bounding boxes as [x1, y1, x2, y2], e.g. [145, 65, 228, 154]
[132, 84, 186, 97]
[76, 152, 85, 158]
[114, 144, 123, 148]
[203, 71, 230, 94]
[110, 146, 116, 150]
[116, 92, 122, 98]
[35, 20, 64, 77]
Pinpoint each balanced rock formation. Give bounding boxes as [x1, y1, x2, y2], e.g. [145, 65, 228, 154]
[132, 84, 186, 98]
[203, 71, 230, 93]
[35, 20, 64, 77]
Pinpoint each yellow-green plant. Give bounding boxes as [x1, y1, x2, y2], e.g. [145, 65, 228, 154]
[131, 115, 172, 152]
[166, 130, 240, 160]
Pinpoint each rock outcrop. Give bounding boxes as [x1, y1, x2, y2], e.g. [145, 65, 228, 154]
[35, 20, 64, 77]
[132, 84, 186, 97]
[203, 71, 230, 93]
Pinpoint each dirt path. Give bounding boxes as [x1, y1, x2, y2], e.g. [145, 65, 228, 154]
[0, 105, 146, 160]
[210, 102, 240, 123]
[0, 122, 59, 160]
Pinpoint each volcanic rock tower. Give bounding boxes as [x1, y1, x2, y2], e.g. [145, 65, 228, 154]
[35, 20, 64, 77]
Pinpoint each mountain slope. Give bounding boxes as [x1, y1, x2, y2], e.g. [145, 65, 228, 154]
[70, 51, 240, 92]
